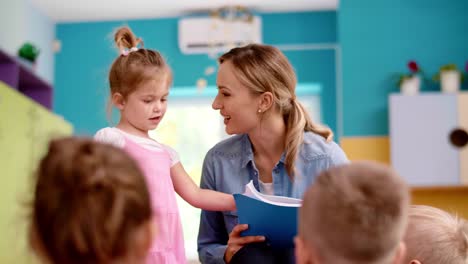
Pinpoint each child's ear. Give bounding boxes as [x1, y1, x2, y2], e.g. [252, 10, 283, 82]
[132, 219, 156, 259]
[295, 236, 314, 264]
[112, 93, 126, 110]
[394, 242, 409, 264]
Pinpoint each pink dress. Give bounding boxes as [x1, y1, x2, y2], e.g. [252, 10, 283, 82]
[123, 136, 186, 264]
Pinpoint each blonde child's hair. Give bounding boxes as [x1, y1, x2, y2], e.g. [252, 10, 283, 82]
[29, 137, 153, 264]
[404, 205, 468, 264]
[107, 26, 172, 116]
[218, 44, 332, 178]
[299, 161, 410, 264]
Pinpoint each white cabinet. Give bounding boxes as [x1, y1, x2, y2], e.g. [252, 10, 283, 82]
[389, 92, 468, 186]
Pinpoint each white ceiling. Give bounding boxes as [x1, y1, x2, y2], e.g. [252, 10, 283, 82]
[32, 0, 338, 23]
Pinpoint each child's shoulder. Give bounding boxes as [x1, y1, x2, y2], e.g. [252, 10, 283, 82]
[94, 127, 125, 148]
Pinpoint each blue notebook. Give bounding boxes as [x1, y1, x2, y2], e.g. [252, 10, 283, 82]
[234, 181, 302, 248]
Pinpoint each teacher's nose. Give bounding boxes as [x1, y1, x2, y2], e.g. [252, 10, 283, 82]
[212, 97, 221, 110]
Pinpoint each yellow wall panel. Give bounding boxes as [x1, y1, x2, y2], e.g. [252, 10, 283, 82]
[0, 82, 73, 263]
[340, 136, 390, 164]
[411, 186, 468, 219]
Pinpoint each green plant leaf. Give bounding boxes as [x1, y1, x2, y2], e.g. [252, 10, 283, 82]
[17, 43, 40, 62]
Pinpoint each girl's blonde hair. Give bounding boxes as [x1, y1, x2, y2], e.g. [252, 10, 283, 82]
[218, 44, 333, 177]
[404, 205, 468, 264]
[107, 26, 172, 116]
[30, 137, 153, 264]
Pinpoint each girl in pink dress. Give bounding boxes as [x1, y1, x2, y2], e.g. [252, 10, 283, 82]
[95, 26, 236, 264]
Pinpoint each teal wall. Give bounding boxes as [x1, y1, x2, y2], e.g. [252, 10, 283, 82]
[54, 11, 338, 135]
[263, 12, 337, 133]
[339, 0, 468, 136]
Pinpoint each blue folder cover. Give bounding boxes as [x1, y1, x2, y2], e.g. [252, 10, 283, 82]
[234, 193, 299, 248]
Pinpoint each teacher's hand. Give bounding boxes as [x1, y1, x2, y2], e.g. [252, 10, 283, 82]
[224, 224, 265, 263]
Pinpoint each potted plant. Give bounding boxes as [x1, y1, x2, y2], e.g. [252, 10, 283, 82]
[17, 42, 40, 70]
[398, 61, 422, 95]
[433, 63, 464, 93]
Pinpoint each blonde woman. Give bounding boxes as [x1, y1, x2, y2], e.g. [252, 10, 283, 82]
[197, 44, 348, 264]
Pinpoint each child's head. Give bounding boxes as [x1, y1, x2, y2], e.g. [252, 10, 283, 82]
[30, 137, 153, 264]
[404, 205, 468, 264]
[296, 161, 410, 264]
[215, 44, 332, 177]
[108, 26, 172, 133]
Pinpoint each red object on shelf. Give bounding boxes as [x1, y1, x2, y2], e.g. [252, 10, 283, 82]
[408, 60, 419, 73]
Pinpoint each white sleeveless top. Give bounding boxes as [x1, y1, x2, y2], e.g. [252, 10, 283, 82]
[94, 127, 180, 167]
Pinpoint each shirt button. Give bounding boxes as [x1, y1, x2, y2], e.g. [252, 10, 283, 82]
[254, 171, 258, 175]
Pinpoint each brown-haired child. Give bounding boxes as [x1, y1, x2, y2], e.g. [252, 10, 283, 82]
[29, 137, 154, 264]
[295, 161, 410, 264]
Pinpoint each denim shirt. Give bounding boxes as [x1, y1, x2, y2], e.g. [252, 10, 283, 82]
[197, 132, 349, 264]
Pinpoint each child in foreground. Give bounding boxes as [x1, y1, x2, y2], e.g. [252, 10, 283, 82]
[29, 137, 154, 264]
[404, 205, 468, 264]
[295, 161, 410, 264]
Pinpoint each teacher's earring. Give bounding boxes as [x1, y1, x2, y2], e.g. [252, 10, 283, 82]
[257, 109, 262, 113]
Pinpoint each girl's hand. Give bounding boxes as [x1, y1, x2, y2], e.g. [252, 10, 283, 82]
[224, 224, 265, 263]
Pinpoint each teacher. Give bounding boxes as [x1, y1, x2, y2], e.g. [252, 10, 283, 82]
[197, 44, 348, 264]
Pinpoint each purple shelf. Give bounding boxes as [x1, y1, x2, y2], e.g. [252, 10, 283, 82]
[0, 49, 52, 109]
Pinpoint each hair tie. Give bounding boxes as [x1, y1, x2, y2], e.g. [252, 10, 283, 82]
[291, 96, 297, 104]
[121, 47, 138, 56]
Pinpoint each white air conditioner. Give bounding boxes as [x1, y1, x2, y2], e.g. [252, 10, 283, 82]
[178, 16, 262, 55]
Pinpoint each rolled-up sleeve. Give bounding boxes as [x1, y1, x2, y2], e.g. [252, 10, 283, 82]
[198, 149, 229, 264]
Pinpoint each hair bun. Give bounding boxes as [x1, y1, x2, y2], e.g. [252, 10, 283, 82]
[114, 26, 143, 53]
[73, 142, 113, 193]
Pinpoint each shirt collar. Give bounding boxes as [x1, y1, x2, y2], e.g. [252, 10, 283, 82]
[240, 134, 287, 168]
[279, 152, 286, 163]
[241, 134, 254, 168]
